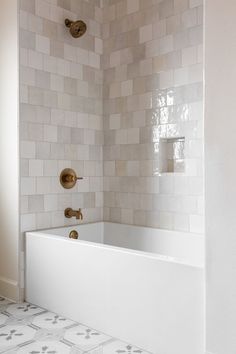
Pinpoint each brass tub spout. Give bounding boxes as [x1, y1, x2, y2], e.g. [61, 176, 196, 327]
[65, 208, 83, 220]
[69, 230, 79, 239]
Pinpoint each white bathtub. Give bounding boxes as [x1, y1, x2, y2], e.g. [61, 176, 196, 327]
[25, 222, 204, 354]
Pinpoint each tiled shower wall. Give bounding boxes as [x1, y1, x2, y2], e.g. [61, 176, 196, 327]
[19, 0, 204, 237]
[102, 0, 204, 233]
[19, 0, 103, 235]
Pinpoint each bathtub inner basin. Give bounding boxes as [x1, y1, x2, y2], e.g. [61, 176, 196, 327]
[37, 222, 204, 267]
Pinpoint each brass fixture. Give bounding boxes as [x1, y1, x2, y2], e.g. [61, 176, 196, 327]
[65, 19, 87, 38]
[60, 168, 83, 189]
[65, 208, 83, 220]
[69, 230, 79, 239]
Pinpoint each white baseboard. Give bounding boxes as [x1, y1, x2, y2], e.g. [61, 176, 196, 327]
[0, 276, 19, 301]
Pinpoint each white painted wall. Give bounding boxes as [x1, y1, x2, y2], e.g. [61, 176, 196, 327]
[0, 0, 20, 300]
[205, 1, 236, 353]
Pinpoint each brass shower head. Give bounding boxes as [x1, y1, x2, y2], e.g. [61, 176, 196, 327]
[65, 19, 87, 38]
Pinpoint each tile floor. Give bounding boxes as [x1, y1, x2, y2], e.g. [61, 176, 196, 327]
[0, 297, 151, 354]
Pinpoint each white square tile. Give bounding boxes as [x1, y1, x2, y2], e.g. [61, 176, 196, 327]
[35, 0, 51, 19]
[29, 159, 44, 176]
[110, 51, 121, 67]
[127, 128, 140, 144]
[36, 212, 52, 229]
[95, 38, 103, 55]
[188, 63, 203, 83]
[51, 74, 64, 92]
[104, 161, 115, 176]
[44, 125, 58, 142]
[20, 66, 36, 86]
[21, 177, 36, 196]
[36, 177, 51, 194]
[21, 213, 36, 232]
[182, 46, 197, 66]
[110, 82, 121, 98]
[36, 34, 50, 54]
[89, 52, 100, 69]
[139, 59, 152, 76]
[21, 141, 36, 159]
[127, 0, 139, 14]
[159, 35, 173, 54]
[174, 67, 189, 86]
[20, 10, 28, 30]
[28, 50, 43, 70]
[190, 0, 203, 8]
[44, 194, 58, 212]
[140, 24, 152, 44]
[109, 114, 121, 130]
[145, 39, 160, 58]
[44, 160, 58, 176]
[20, 48, 28, 66]
[121, 80, 133, 97]
[116, 130, 127, 145]
[160, 70, 174, 89]
[182, 8, 197, 29]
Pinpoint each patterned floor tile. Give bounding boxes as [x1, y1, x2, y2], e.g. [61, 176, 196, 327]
[0, 315, 8, 326]
[0, 298, 12, 314]
[0, 299, 11, 307]
[101, 340, 150, 354]
[0, 298, 152, 354]
[0, 325, 36, 352]
[16, 341, 72, 354]
[5, 317, 34, 327]
[32, 312, 75, 330]
[64, 324, 111, 351]
[33, 328, 65, 342]
[6, 304, 45, 318]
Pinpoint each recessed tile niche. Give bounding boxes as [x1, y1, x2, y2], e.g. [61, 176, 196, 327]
[160, 137, 185, 173]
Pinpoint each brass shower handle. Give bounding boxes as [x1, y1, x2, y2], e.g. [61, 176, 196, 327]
[63, 174, 83, 183]
[60, 168, 83, 189]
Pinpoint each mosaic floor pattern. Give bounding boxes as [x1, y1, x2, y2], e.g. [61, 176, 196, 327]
[0, 297, 151, 354]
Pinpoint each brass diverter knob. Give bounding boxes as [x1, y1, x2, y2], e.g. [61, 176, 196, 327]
[60, 168, 83, 189]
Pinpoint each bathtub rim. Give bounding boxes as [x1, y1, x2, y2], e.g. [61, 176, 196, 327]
[25, 220, 205, 238]
[25, 222, 204, 269]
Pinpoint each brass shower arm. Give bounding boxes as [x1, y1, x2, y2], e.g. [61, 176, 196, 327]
[65, 19, 73, 27]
